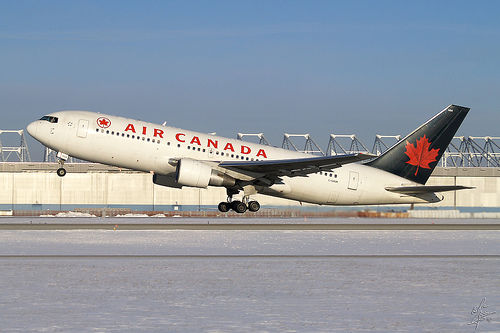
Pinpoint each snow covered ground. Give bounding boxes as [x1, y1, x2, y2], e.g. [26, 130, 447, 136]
[0, 218, 498, 332]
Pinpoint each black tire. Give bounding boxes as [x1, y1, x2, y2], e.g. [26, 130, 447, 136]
[218, 202, 230, 212]
[231, 201, 247, 213]
[248, 201, 260, 212]
[56, 168, 67, 177]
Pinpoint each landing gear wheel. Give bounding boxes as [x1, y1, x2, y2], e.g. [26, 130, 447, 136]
[218, 202, 230, 212]
[248, 201, 260, 212]
[56, 168, 67, 177]
[231, 201, 247, 214]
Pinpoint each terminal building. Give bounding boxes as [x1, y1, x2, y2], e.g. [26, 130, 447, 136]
[0, 130, 499, 214]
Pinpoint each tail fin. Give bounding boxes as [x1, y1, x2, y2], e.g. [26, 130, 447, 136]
[366, 104, 469, 184]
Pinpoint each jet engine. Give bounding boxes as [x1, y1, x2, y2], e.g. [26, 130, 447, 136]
[175, 158, 235, 188]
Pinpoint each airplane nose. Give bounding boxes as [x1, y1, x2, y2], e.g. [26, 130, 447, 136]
[26, 121, 38, 138]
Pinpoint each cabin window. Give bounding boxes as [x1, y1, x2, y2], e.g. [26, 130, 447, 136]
[106, 130, 110, 134]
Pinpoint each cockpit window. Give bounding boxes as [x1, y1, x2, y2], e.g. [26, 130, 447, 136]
[40, 116, 58, 123]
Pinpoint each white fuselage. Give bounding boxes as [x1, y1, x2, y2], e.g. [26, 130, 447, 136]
[27, 111, 441, 206]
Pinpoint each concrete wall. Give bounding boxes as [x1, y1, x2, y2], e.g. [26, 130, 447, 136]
[426, 168, 500, 209]
[0, 163, 298, 211]
[0, 163, 499, 211]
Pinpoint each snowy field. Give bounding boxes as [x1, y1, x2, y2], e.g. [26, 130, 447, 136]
[0, 218, 499, 332]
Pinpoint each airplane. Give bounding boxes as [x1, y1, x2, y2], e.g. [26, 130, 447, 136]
[26, 105, 472, 213]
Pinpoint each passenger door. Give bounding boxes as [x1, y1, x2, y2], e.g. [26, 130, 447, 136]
[77, 119, 89, 138]
[348, 171, 359, 190]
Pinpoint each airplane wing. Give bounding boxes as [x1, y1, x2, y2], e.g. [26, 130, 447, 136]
[218, 153, 375, 178]
[385, 185, 474, 194]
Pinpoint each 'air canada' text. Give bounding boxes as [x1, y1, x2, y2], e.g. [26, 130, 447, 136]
[124, 123, 268, 158]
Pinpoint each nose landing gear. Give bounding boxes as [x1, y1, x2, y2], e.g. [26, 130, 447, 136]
[56, 167, 67, 177]
[56, 152, 69, 177]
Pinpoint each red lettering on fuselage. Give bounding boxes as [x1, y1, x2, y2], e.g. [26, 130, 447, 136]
[257, 149, 267, 158]
[124, 124, 136, 133]
[208, 138, 218, 148]
[241, 145, 251, 154]
[176, 133, 186, 142]
[224, 142, 235, 152]
[123, 123, 268, 158]
[153, 129, 164, 138]
[190, 136, 201, 145]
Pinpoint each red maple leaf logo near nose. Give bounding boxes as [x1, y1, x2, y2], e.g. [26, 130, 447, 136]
[97, 117, 111, 128]
[404, 135, 440, 176]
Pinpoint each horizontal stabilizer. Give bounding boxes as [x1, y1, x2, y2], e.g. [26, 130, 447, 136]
[385, 185, 474, 194]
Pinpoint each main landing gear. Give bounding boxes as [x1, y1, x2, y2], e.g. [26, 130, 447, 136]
[56, 152, 69, 177]
[218, 189, 260, 214]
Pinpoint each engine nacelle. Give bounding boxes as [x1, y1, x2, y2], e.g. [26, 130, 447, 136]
[176, 158, 236, 188]
[153, 174, 183, 189]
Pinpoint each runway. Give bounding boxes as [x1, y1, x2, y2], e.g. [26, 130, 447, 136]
[1, 223, 500, 230]
[1, 254, 499, 258]
[1, 217, 499, 332]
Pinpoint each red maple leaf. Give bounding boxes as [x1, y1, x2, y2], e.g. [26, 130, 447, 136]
[404, 135, 440, 176]
[99, 118, 109, 126]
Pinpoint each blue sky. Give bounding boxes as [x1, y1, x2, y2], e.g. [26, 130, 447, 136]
[1, 1, 499, 157]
